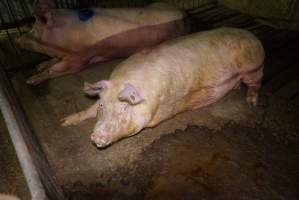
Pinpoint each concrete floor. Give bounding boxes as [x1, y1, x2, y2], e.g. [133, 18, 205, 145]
[1, 4, 299, 200]
[0, 114, 30, 199]
[11, 59, 260, 186]
[3, 57, 298, 199]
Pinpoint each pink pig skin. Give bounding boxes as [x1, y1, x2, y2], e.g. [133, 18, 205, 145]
[15, 1, 188, 85]
[61, 27, 264, 148]
[0, 194, 20, 200]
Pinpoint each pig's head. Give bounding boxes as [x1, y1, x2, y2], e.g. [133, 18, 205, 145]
[32, 0, 55, 28]
[29, 17, 45, 40]
[22, 0, 55, 41]
[14, 10, 52, 53]
[84, 81, 150, 148]
[15, 10, 62, 56]
[30, 11, 54, 40]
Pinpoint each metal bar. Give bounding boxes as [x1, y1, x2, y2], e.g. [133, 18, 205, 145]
[0, 10, 20, 56]
[0, 67, 66, 200]
[65, 0, 71, 8]
[19, 0, 32, 21]
[0, 70, 48, 200]
[23, 0, 32, 16]
[5, 0, 22, 36]
[53, 0, 59, 8]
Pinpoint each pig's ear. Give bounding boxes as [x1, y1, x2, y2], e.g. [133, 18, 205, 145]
[33, 0, 55, 18]
[84, 80, 110, 97]
[34, 10, 53, 26]
[118, 83, 144, 105]
[33, 0, 55, 11]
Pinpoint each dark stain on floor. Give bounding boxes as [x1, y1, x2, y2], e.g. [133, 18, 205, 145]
[66, 120, 299, 200]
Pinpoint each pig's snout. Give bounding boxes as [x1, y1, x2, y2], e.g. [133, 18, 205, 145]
[14, 34, 33, 47]
[91, 132, 111, 148]
[14, 36, 25, 46]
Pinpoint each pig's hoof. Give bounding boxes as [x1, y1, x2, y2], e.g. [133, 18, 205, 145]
[26, 72, 50, 85]
[37, 63, 50, 72]
[61, 114, 82, 127]
[26, 77, 44, 85]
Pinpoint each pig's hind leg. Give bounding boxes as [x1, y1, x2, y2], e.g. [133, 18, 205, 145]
[26, 64, 66, 85]
[27, 57, 64, 85]
[15, 34, 71, 58]
[241, 65, 264, 106]
[182, 76, 244, 111]
[27, 51, 102, 85]
[27, 60, 74, 85]
[182, 89, 220, 111]
[61, 100, 100, 126]
[27, 55, 77, 85]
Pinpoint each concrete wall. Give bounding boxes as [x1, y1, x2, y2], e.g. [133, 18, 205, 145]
[2, 0, 299, 30]
[219, 0, 299, 30]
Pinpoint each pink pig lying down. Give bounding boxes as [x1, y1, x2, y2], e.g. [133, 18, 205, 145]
[15, 1, 188, 85]
[61, 27, 264, 148]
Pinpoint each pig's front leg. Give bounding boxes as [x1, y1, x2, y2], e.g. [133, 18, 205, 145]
[26, 54, 86, 85]
[37, 57, 60, 72]
[15, 34, 71, 57]
[61, 100, 99, 127]
[29, 57, 60, 85]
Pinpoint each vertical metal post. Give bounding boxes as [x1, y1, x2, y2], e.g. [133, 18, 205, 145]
[0, 70, 48, 200]
[0, 67, 66, 200]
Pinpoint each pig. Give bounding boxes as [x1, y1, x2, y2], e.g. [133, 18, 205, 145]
[15, 0, 188, 85]
[61, 27, 264, 148]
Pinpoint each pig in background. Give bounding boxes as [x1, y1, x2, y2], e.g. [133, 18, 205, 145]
[61, 27, 264, 148]
[15, 0, 189, 85]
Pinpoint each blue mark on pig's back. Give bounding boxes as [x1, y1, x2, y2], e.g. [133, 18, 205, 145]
[76, 8, 94, 22]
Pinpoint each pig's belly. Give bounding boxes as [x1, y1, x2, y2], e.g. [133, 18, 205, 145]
[66, 19, 185, 57]
[197, 74, 241, 106]
[148, 72, 241, 127]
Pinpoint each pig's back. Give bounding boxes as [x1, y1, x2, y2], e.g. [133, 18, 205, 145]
[87, 5, 185, 45]
[50, 5, 186, 50]
[96, 3, 185, 26]
[111, 28, 264, 122]
[112, 27, 264, 91]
